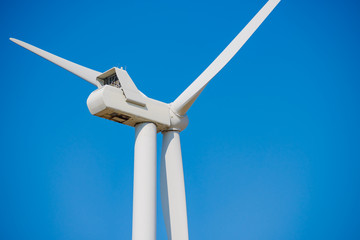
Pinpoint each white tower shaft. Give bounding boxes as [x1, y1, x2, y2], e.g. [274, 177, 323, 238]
[132, 123, 157, 240]
[161, 131, 189, 240]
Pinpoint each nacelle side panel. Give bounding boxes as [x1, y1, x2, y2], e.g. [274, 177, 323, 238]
[87, 86, 170, 130]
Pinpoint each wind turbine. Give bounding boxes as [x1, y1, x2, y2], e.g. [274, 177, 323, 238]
[10, 0, 281, 239]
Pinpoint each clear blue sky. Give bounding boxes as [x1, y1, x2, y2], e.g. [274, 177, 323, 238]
[1, 0, 360, 239]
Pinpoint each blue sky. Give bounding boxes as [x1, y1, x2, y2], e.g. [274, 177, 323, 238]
[1, 0, 360, 239]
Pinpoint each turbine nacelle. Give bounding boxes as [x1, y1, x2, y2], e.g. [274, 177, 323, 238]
[87, 67, 189, 132]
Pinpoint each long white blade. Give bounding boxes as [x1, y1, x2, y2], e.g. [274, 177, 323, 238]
[160, 131, 188, 240]
[171, 0, 281, 115]
[10, 38, 102, 87]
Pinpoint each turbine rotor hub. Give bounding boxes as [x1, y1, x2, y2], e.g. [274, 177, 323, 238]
[167, 108, 189, 132]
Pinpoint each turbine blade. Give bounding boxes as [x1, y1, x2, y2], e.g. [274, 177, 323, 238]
[171, 0, 281, 115]
[10, 38, 102, 87]
[160, 131, 188, 240]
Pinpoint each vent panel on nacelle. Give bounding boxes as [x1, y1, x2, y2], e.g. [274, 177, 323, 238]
[96, 67, 146, 107]
[103, 73, 121, 88]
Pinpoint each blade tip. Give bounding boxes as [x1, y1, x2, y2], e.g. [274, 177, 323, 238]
[9, 38, 19, 44]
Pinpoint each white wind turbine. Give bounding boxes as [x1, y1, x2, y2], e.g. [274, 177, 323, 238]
[10, 0, 281, 239]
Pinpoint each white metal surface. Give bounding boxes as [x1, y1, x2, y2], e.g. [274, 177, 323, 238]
[87, 85, 171, 130]
[9, 38, 102, 87]
[171, 0, 281, 116]
[133, 123, 157, 240]
[115, 68, 147, 106]
[160, 131, 188, 240]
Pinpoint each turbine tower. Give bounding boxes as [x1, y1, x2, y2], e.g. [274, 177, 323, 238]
[10, 0, 281, 239]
